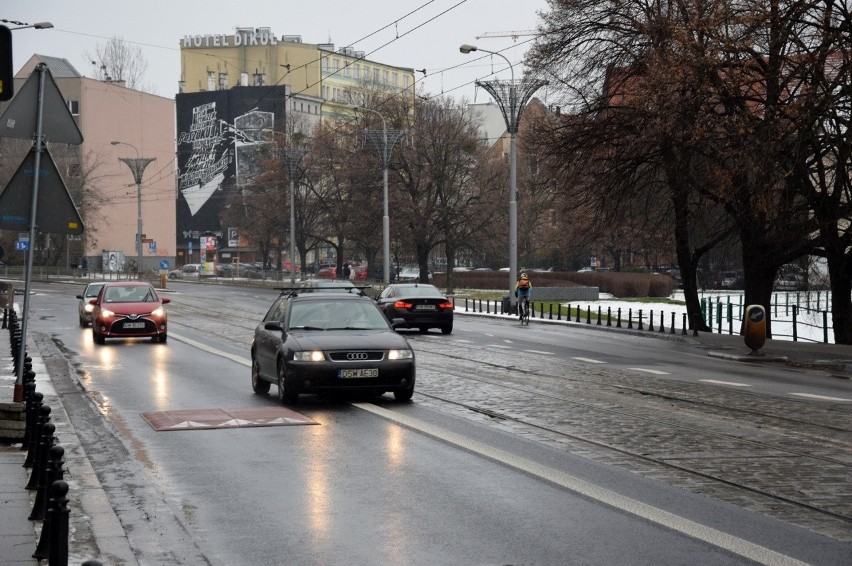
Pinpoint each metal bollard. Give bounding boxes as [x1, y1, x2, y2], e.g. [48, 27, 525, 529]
[24, 404, 50, 469]
[616, 308, 622, 328]
[22, 385, 39, 451]
[2, 306, 7, 329]
[597, 306, 602, 325]
[34, 445, 65, 559]
[627, 308, 633, 329]
[638, 310, 644, 330]
[648, 311, 654, 331]
[670, 312, 676, 334]
[28, 422, 56, 512]
[607, 307, 612, 327]
[48, 480, 70, 566]
[659, 310, 665, 333]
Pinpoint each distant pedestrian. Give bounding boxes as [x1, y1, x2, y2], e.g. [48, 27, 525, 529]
[81, 257, 88, 277]
[342, 263, 351, 279]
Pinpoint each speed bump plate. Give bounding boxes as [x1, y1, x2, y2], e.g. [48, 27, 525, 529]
[141, 407, 318, 432]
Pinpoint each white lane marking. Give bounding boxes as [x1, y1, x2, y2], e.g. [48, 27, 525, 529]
[354, 402, 808, 566]
[503, 339, 513, 344]
[170, 332, 251, 367]
[790, 392, 852, 402]
[453, 339, 473, 343]
[573, 357, 607, 364]
[525, 349, 555, 355]
[627, 367, 670, 375]
[490, 344, 512, 349]
[700, 379, 752, 387]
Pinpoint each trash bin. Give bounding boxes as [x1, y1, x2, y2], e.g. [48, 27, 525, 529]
[743, 304, 766, 351]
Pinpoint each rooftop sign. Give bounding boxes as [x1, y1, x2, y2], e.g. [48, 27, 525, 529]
[182, 29, 280, 48]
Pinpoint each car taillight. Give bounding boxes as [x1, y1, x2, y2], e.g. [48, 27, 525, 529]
[394, 300, 413, 309]
[437, 301, 454, 310]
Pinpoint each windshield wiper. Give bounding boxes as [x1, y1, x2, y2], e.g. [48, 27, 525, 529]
[289, 325, 326, 331]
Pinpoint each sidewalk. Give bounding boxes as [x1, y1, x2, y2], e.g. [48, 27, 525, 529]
[1, 351, 137, 566]
[2, 310, 850, 566]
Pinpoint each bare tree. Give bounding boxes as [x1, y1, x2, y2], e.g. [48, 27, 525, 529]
[85, 36, 150, 92]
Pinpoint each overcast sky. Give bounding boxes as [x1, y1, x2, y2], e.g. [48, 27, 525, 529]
[4, 0, 551, 104]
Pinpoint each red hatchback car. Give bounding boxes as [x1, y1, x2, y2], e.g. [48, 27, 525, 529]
[89, 282, 170, 344]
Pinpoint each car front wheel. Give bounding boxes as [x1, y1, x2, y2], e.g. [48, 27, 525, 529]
[251, 356, 270, 394]
[277, 363, 298, 404]
[394, 385, 414, 402]
[441, 323, 453, 335]
[93, 330, 105, 345]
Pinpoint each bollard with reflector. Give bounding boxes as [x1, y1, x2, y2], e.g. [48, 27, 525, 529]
[743, 305, 766, 351]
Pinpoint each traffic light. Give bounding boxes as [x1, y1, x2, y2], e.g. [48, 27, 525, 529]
[0, 25, 12, 101]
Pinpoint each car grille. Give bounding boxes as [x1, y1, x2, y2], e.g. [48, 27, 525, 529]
[328, 351, 385, 362]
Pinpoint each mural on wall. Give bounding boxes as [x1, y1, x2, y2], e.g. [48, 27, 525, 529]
[175, 87, 285, 247]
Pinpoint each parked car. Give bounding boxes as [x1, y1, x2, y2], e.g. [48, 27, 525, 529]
[720, 271, 743, 289]
[250, 291, 415, 403]
[168, 263, 202, 280]
[397, 266, 432, 282]
[76, 282, 106, 327]
[376, 283, 454, 334]
[315, 265, 337, 279]
[89, 282, 170, 344]
[775, 273, 807, 291]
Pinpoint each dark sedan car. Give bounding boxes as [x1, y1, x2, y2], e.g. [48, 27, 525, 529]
[376, 283, 454, 334]
[89, 282, 170, 344]
[251, 292, 415, 404]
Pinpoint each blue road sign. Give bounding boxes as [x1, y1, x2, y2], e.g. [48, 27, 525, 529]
[159, 259, 170, 270]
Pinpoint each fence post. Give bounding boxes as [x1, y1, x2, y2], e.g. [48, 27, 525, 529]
[557, 304, 561, 321]
[716, 300, 722, 333]
[792, 305, 798, 341]
[465, 299, 468, 312]
[727, 303, 733, 335]
[486, 300, 490, 314]
[823, 311, 829, 343]
[586, 306, 591, 324]
[682, 313, 687, 335]
[549, 304, 553, 320]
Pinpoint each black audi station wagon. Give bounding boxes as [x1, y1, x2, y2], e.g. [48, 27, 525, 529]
[251, 290, 415, 404]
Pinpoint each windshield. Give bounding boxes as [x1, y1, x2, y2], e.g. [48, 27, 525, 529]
[288, 300, 389, 331]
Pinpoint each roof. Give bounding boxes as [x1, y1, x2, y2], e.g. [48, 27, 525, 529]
[15, 54, 83, 79]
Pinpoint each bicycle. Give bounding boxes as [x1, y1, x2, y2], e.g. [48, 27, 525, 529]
[518, 295, 530, 325]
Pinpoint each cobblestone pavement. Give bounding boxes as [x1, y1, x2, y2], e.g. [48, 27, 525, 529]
[407, 335, 852, 542]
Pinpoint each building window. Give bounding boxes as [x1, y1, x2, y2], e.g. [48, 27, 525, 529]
[218, 73, 228, 90]
[373, 68, 380, 82]
[363, 66, 370, 80]
[300, 102, 304, 112]
[343, 62, 350, 77]
[323, 85, 330, 99]
[322, 57, 329, 72]
[392, 72, 398, 87]
[383, 70, 389, 84]
[404, 75, 410, 91]
[333, 59, 340, 72]
[207, 71, 216, 91]
[67, 100, 79, 115]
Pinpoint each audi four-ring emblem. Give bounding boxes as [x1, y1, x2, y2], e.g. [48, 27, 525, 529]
[346, 352, 369, 360]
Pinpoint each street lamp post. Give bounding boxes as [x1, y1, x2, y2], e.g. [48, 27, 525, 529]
[112, 141, 155, 277]
[459, 44, 545, 310]
[5, 21, 54, 30]
[353, 106, 405, 285]
[281, 148, 307, 284]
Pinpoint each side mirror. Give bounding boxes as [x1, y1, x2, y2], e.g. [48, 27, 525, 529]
[88, 299, 98, 305]
[161, 297, 171, 304]
[391, 317, 406, 328]
[264, 320, 284, 332]
[75, 295, 83, 300]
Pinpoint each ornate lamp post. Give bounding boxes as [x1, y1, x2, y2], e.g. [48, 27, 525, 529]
[353, 106, 406, 285]
[112, 141, 155, 276]
[460, 44, 545, 310]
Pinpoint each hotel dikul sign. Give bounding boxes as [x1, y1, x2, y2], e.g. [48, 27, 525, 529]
[182, 29, 282, 48]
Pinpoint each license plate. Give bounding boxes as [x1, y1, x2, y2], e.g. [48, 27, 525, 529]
[339, 368, 378, 378]
[415, 304, 436, 310]
[123, 322, 145, 329]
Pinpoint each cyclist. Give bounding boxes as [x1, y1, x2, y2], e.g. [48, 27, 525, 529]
[514, 272, 532, 318]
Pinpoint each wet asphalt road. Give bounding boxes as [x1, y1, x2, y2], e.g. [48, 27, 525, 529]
[22, 280, 852, 565]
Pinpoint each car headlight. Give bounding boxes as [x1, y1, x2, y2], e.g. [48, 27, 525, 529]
[84, 304, 95, 313]
[100, 308, 115, 318]
[294, 350, 325, 361]
[388, 349, 413, 360]
[151, 306, 165, 317]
